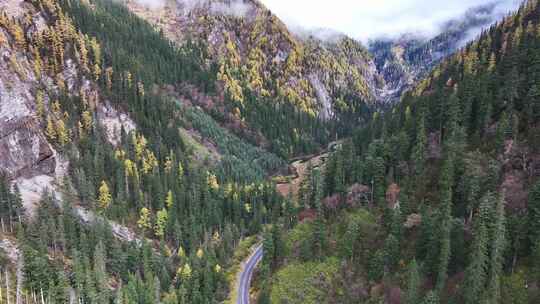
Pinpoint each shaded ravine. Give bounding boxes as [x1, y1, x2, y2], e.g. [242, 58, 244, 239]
[237, 244, 263, 304]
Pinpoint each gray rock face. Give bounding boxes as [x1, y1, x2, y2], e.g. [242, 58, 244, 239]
[96, 101, 136, 147]
[0, 119, 55, 178]
[0, 51, 56, 180]
[369, 2, 511, 105]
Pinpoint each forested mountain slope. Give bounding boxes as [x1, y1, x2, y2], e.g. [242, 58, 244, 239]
[123, 0, 515, 157]
[261, 0, 540, 303]
[122, 0, 389, 157]
[125, 0, 381, 116]
[0, 0, 290, 302]
[0, 0, 537, 303]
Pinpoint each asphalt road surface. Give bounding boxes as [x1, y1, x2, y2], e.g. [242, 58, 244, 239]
[238, 244, 263, 304]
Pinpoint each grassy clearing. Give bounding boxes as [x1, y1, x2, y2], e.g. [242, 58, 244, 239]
[178, 128, 220, 164]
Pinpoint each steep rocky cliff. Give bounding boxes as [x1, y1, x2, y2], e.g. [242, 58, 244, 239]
[0, 0, 135, 211]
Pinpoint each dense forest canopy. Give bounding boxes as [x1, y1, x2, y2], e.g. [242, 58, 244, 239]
[0, 0, 293, 302]
[259, 1, 540, 303]
[0, 0, 539, 303]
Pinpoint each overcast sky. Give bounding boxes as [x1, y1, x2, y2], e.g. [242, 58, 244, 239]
[259, 0, 523, 42]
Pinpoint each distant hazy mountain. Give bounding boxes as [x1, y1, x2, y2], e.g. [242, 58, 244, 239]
[369, 2, 512, 104]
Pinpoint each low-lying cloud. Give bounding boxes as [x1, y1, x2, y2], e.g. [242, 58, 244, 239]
[133, 0, 166, 9]
[134, 0, 253, 18]
[259, 0, 523, 43]
[210, 1, 252, 18]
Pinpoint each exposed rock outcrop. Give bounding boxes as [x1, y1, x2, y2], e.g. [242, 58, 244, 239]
[0, 39, 56, 181]
[97, 101, 136, 147]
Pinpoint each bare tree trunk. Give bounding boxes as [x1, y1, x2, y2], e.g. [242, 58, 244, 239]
[6, 269, 11, 304]
[0, 268, 3, 303]
[15, 254, 23, 304]
[511, 245, 518, 274]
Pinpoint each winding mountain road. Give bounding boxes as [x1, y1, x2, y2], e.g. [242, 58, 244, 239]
[237, 244, 263, 304]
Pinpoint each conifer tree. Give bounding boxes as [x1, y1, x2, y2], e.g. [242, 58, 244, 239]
[528, 180, 540, 246]
[413, 113, 427, 181]
[383, 234, 399, 273]
[405, 259, 421, 304]
[94, 241, 109, 302]
[373, 157, 386, 205]
[463, 193, 493, 304]
[421, 291, 439, 304]
[343, 220, 359, 261]
[262, 229, 274, 273]
[526, 84, 540, 124]
[435, 152, 454, 292]
[486, 193, 506, 303]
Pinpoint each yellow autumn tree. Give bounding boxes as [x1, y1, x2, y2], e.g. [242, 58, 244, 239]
[36, 90, 45, 118]
[154, 208, 168, 238]
[124, 159, 137, 178]
[51, 100, 61, 115]
[133, 133, 147, 160]
[56, 73, 66, 91]
[178, 263, 192, 280]
[137, 81, 145, 97]
[165, 190, 174, 209]
[142, 151, 158, 174]
[9, 52, 24, 80]
[177, 162, 184, 186]
[10, 22, 25, 49]
[196, 248, 204, 259]
[97, 180, 112, 212]
[45, 116, 57, 140]
[77, 33, 89, 71]
[212, 231, 221, 244]
[164, 154, 173, 173]
[55, 119, 69, 145]
[125, 71, 132, 88]
[81, 110, 92, 131]
[177, 246, 186, 259]
[33, 47, 42, 79]
[90, 37, 101, 66]
[207, 172, 219, 190]
[137, 207, 152, 231]
[93, 63, 101, 81]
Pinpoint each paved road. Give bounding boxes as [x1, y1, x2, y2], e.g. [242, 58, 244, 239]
[238, 244, 263, 304]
